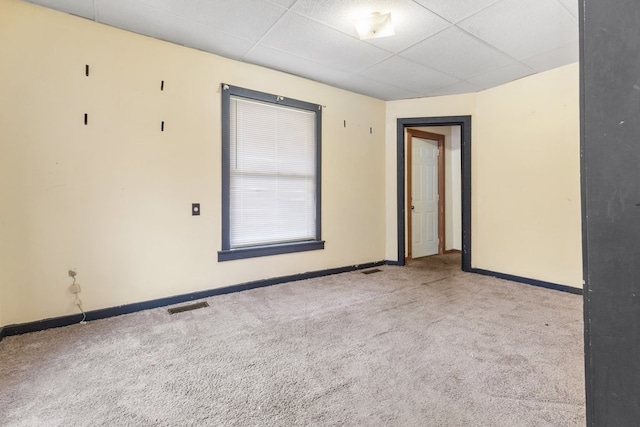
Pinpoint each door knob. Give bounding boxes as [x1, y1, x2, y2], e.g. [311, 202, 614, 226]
[411, 205, 415, 210]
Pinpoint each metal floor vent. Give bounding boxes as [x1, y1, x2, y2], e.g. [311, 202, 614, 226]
[168, 301, 209, 315]
[362, 268, 382, 275]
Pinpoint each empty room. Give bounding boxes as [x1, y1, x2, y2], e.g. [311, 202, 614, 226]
[2, 0, 637, 425]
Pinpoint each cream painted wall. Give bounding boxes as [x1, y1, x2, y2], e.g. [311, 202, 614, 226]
[0, 0, 386, 326]
[473, 64, 581, 287]
[386, 63, 582, 288]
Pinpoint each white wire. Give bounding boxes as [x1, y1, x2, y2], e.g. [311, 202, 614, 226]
[76, 301, 86, 323]
[71, 275, 86, 323]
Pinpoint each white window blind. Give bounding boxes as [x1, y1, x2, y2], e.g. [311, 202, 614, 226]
[229, 96, 317, 248]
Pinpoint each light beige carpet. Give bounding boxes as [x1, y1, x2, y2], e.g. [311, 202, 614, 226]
[0, 254, 585, 426]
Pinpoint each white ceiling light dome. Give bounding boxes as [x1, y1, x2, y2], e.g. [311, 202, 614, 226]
[354, 12, 395, 40]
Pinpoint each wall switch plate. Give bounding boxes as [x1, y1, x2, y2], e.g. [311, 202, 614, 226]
[192, 203, 200, 216]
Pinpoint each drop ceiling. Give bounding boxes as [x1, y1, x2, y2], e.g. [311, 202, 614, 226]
[26, 0, 579, 101]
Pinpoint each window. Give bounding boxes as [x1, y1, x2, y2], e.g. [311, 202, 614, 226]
[218, 84, 323, 261]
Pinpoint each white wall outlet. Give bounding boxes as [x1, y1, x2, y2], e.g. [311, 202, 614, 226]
[69, 283, 81, 294]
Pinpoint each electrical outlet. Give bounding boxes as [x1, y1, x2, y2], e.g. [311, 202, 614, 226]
[69, 283, 81, 294]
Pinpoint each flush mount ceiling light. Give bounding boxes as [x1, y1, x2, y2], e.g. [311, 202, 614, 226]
[354, 12, 395, 40]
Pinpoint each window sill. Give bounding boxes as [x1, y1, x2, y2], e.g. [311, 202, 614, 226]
[218, 240, 325, 262]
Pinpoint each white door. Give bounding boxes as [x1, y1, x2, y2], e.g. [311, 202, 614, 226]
[412, 137, 439, 258]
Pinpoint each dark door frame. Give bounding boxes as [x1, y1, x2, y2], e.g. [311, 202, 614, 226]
[394, 116, 472, 272]
[406, 129, 446, 259]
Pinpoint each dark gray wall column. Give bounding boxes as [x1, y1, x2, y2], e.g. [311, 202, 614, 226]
[581, 1, 640, 426]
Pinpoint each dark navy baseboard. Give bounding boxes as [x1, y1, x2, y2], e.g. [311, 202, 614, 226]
[0, 260, 386, 341]
[0, 261, 582, 342]
[470, 268, 583, 295]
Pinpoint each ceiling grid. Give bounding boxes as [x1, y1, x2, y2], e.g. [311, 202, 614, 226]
[27, 0, 579, 100]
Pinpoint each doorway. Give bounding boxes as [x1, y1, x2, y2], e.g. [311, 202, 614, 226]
[406, 129, 445, 259]
[395, 116, 472, 272]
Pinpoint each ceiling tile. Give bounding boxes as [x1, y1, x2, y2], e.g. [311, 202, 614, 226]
[28, 0, 95, 19]
[122, 0, 287, 42]
[425, 81, 482, 97]
[243, 45, 352, 85]
[33, 0, 582, 101]
[521, 41, 578, 72]
[359, 56, 458, 94]
[412, 0, 502, 23]
[467, 62, 536, 89]
[291, 0, 449, 53]
[554, 0, 578, 19]
[267, 0, 297, 8]
[400, 26, 514, 79]
[260, 13, 392, 73]
[337, 75, 421, 100]
[457, 0, 578, 60]
[98, 0, 254, 60]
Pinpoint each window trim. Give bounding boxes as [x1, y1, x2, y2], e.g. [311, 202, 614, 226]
[218, 84, 323, 262]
